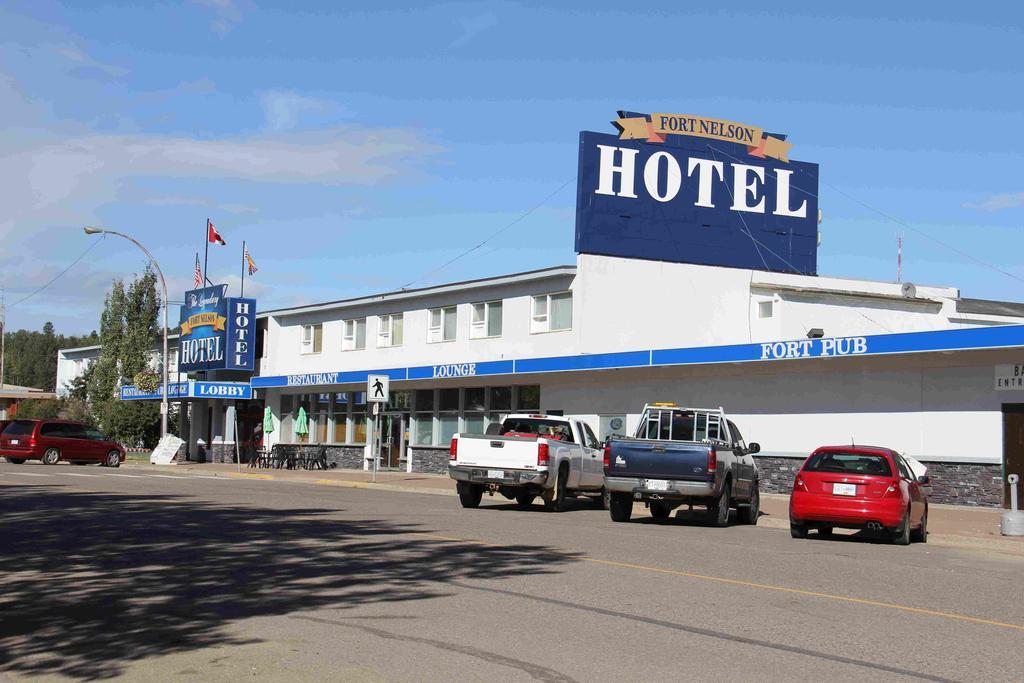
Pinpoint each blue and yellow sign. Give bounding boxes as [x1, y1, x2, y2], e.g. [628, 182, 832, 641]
[575, 110, 820, 275]
[178, 285, 257, 372]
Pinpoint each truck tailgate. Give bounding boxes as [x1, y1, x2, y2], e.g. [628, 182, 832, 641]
[608, 440, 712, 481]
[455, 434, 541, 470]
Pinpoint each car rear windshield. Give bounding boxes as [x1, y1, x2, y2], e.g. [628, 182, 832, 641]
[3, 420, 36, 437]
[500, 419, 574, 442]
[804, 451, 892, 476]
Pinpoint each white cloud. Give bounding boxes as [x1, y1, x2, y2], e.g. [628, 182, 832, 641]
[0, 125, 441, 233]
[191, 0, 244, 36]
[259, 90, 348, 131]
[450, 12, 499, 48]
[964, 192, 1024, 212]
[46, 42, 128, 79]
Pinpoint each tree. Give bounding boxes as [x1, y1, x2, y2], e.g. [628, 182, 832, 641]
[86, 268, 164, 448]
[2, 324, 98, 391]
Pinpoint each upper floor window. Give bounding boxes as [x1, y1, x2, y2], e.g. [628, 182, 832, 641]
[758, 300, 774, 319]
[471, 300, 502, 339]
[428, 306, 457, 343]
[343, 318, 367, 351]
[378, 313, 403, 348]
[531, 292, 572, 333]
[301, 323, 323, 354]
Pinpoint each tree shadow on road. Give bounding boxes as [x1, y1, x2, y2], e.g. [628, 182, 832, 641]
[0, 484, 581, 679]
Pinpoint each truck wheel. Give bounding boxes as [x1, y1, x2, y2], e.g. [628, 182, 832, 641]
[543, 465, 570, 512]
[737, 481, 760, 525]
[608, 492, 633, 522]
[515, 492, 535, 508]
[7, 458, 24, 464]
[41, 448, 61, 466]
[706, 481, 731, 527]
[650, 501, 671, 521]
[457, 482, 483, 509]
[790, 522, 808, 539]
[592, 489, 608, 510]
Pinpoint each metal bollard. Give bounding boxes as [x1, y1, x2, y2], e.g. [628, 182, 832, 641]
[1001, 473, 1024, 536]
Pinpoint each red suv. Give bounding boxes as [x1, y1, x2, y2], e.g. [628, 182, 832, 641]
[789, 445, 929, 545]
[0, 419, 125, 468]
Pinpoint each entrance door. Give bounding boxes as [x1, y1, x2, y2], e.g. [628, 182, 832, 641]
[1002, 404, 1024, 508]
[378, 414, 406, 469]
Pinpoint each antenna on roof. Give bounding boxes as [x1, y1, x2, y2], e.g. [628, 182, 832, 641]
[851, 436, 855, 447]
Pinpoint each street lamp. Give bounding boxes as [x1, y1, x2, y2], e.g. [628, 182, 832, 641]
[84, 226, 170, 439]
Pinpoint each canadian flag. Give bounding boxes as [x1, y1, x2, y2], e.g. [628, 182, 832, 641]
[207, 219, 226, 245]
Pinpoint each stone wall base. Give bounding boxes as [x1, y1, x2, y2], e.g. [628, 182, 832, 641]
[755, 455, 1004, 508]
[409, 447, 449, 474]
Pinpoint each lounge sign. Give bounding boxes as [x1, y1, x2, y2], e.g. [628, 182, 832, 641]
[575, 110, 819, 276]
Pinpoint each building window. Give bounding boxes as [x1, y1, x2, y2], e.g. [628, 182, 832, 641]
[427, 306, 457, 343]
[471, 301, 502, 338]
[314, 393, 330, 443]
[333, 392, 349, 443]
[280, 394, 294, 441]
[352, 392, 367, 443]
[301, 324, 323, 354]
[758, 300, 774, 319]
[531, 292, 572, 333]
[516, 385, 541, 411]
[343, 318, 366, 350]
[167, 349, 178, 373]
[378, 313, 403, 348]
[413, 389, 435, 445]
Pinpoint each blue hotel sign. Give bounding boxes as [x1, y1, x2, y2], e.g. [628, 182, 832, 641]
[575, 111, 819, 275]
[178, 285, 256, 372]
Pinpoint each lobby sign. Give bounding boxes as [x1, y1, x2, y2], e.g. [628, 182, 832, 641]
[178, 285, 257, 372]
[120, 381, 253, 401]
[575, 110, 819, 275]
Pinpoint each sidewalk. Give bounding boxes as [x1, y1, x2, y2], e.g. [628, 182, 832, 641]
[124, 462, 1024, 556]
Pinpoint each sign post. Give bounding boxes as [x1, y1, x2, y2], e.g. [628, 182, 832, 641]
[367, 375, 389, 482]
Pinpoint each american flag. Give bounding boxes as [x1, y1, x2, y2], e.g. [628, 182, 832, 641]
[244, 247, 258, 276]
[194, 253, 203, 288]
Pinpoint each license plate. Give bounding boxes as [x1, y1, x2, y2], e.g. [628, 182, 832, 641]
[9, 439, 18, 445]
[833, 483, 857, 496]
[646, 479, 669, 491]
[487, 469, 505, 479]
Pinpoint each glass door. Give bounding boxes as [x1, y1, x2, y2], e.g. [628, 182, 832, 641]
[378, 414, 407, 469]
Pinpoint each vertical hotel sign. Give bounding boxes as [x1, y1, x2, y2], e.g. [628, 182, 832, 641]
[178, 285, 257, 372]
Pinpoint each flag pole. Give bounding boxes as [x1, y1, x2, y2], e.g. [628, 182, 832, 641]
[241, 240, 246, 298]
[203, 218, 211, 287]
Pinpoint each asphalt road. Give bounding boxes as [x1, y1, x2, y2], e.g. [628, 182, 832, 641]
[1, 463, 1022, 682]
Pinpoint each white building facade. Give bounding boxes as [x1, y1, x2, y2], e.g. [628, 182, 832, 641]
[239, 253, 1024, 506]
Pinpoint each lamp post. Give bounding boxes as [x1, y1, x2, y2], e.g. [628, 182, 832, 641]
[84, 226, 170, 439]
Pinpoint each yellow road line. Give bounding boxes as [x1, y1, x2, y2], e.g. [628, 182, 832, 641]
[224, 472, 274, 480]
[417, 533, 1024, 633]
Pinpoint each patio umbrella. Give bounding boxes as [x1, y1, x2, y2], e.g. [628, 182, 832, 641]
[295, 406, 309, 439]
[263, 406, 274, 434]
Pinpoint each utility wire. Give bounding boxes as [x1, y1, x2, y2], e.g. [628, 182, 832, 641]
[705, 143, 1024, 287]
[400, 176, 577, 289]
[9, 235, 107, 309]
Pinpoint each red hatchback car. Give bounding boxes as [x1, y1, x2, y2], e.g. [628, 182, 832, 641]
[789, 445, 928, 545]
[0, 419, 125, 468]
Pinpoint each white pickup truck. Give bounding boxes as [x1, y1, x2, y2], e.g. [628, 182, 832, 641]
[448, 414, 605, 511]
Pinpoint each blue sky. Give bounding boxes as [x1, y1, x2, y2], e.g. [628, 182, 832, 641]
[1, 1, 1022, 334]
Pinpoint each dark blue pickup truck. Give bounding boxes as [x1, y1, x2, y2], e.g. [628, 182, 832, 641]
[603, 403, 760, 526]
